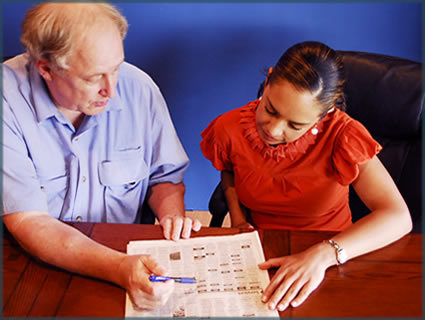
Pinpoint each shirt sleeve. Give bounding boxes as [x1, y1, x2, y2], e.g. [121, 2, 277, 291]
[200, 115, 233, 171]
[147, 81, 190, 187]
[332, 118, 382, 185]
[2, 98, 49, 214]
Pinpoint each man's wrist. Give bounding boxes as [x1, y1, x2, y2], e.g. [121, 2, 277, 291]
[157, 213, 185, 222]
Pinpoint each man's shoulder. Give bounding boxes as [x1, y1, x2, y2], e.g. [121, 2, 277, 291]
[3, 53, 28, 67]
[118, 61, 157, 88]
[3, 54, 30, 84]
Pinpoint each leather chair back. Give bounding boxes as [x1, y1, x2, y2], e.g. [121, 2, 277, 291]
[340, 51, 422, 233]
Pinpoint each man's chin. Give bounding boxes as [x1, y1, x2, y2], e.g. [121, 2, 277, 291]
[86, 105, 107, 115]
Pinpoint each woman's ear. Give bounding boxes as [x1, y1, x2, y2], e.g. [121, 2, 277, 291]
[35, 59, 53, 81]
[264, 67, 273, 86]
[267, 67, 273, 76]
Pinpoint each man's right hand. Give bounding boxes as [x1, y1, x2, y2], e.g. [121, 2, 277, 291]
[3, 211, 175, 311]
[118, 254, 175, 310]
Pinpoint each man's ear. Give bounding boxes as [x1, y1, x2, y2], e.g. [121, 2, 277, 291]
[35, 59, 53, 81]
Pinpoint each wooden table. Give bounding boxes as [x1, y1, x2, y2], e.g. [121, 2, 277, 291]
[3, 222, 422, 317]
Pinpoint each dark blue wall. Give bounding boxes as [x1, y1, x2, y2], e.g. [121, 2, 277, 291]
[2, 2, 422, 210]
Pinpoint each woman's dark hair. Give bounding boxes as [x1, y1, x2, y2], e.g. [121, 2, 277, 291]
[260, 41, 346, 116]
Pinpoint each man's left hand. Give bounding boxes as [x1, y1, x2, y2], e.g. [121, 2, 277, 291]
[160, 215, 202, 240]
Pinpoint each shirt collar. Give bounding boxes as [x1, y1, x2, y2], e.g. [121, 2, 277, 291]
[28, 62, 64, 123]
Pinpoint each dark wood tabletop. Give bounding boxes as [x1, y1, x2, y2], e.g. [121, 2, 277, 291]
[3, 222, 422, 317]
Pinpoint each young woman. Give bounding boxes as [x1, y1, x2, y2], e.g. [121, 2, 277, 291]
[200, 41, 412, 311]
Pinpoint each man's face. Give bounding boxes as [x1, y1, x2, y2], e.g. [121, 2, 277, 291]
[43, 22, 125, 118]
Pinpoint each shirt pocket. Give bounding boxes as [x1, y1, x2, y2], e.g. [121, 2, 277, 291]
[98, 149, 149, 197]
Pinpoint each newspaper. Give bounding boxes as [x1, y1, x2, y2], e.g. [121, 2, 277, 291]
[125, 231, 279, 317]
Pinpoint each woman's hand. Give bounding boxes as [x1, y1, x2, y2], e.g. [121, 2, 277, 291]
[160, 215, 202, 240]
[118, 254, 175, 310]
[258, 241, 336, 311]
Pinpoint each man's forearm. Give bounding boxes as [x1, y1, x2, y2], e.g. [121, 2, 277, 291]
[3, 212, 127, 288]
[147, 182, 186, 221]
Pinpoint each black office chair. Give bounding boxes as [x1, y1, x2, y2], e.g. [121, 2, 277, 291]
[208, 51, 423, 233]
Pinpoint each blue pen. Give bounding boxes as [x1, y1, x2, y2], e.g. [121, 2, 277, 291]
[149, 275, 197, 283]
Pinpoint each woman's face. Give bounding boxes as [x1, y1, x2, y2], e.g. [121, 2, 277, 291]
[255, 78, 322, 146]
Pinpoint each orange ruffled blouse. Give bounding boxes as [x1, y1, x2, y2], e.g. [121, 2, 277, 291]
[200, 99, 382, 231]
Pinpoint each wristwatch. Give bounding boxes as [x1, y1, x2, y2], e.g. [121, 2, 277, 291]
[327, 240, 347, 265]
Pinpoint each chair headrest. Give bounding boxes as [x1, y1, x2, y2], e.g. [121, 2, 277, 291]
[338, 51, 422, 139]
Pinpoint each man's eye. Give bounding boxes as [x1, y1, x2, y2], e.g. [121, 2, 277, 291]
[85, 75, 102, 83]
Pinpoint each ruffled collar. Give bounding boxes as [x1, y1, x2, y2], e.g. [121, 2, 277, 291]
[240, 99, 333, 162]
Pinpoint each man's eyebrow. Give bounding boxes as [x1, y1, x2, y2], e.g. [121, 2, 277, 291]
[85, 59, 124, 77]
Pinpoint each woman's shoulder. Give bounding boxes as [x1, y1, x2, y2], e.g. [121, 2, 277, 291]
[328, 109, 382, 185]
[217, 102, 254, 120]
[207, 101, 257, 130]
[331, 109, 371, 139]
[327, 108, 372, 138]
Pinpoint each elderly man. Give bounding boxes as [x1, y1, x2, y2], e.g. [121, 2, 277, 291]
[2, 2, 201, 310]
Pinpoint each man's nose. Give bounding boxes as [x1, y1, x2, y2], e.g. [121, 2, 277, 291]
[99, 74, 116, 98]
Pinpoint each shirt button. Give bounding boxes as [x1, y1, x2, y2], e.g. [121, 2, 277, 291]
[76, 216, 82, 222]
[74, 137, 79, 142]
[82, 176, 87, 182]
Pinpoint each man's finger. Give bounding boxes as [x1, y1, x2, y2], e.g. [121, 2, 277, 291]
[171, 216, 183, 241]
[192, 218, 202, 232]
[160, 217, 172, 240]
[181, 217, 193, 239]
[140, 255, 167, 277]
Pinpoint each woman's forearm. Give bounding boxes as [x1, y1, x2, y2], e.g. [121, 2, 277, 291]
[221, 170, 250, 226]
[324, 156, 412, 263]
[329, 207, 411, 262]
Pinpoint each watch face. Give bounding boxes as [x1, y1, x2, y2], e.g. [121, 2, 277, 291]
[338, 248, 348, 264]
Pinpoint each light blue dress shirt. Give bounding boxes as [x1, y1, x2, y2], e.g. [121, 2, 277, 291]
[2, 54, 189, 223]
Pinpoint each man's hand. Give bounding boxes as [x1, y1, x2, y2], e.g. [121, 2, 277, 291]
[118, 254, 175, 310]
[160, 215, 202, 240]
[3, 211, 177, 311]
[147, 182, 201, 240]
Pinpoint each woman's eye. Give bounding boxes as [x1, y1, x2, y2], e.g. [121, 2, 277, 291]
[290, 123, 302, 131]
[265, 105, 277, 116]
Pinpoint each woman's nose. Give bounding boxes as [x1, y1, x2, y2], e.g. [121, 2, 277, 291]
[268, 119, 286, 138]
